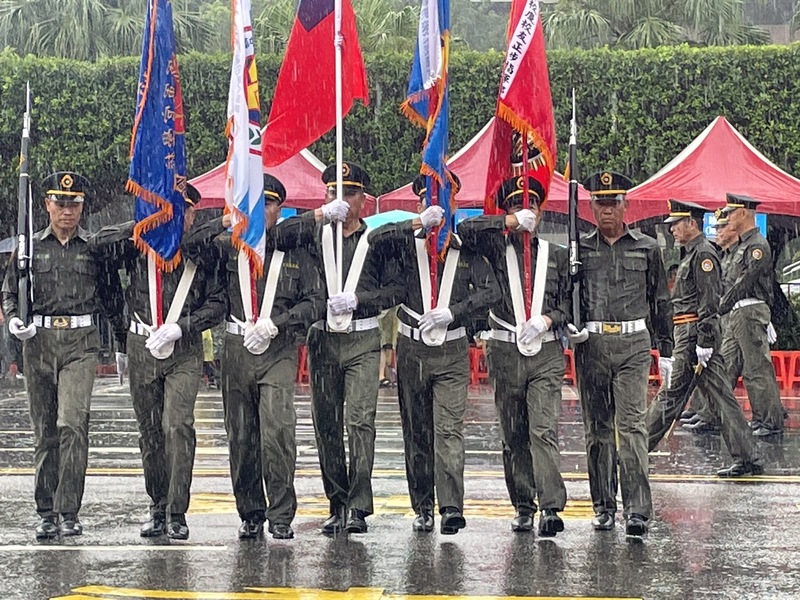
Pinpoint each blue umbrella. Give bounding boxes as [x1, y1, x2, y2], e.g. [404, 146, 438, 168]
[364, 209, 417, 228]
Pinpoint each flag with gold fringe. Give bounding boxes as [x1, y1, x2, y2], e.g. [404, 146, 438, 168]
[401, 0, 454, 255]
[127, 0, 187, 271]
[484, 0, 556, 214]
[226, 0, 266, 273]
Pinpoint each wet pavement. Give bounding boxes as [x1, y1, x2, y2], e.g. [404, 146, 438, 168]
[0, 378, 798, 600]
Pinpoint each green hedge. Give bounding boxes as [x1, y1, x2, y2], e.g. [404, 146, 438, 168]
[3, 44, 800, 232]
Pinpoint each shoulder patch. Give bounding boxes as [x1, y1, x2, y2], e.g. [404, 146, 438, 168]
[701, 258, 714, 272]
[752, 248, 763, 261]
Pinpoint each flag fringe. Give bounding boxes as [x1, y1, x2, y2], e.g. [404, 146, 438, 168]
[496, 101, 555, 175]
[399, 99, 428, 129]
[127, 179, 183, 273]
[230, 207, 265, 278]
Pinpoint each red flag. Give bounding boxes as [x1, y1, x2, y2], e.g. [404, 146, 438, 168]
[484, 0, 556, 213]
[262, 0, 369, 167]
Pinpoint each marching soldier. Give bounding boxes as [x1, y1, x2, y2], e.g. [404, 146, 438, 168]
[272, 162, 402, 535]
[185, 175, 325, 539]
[2, 172, 125, 539]
[646, 200, 761, 476]
[459, 176, 569, 537]
[90, 184, 226, 540]
[680, 211, 737, 433]
[568, 171, 673, 537]
[370, 173, 498, 535]
[717, 194, 784, 437]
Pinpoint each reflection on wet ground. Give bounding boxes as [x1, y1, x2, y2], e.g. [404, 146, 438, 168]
[0, 378, 797, 600]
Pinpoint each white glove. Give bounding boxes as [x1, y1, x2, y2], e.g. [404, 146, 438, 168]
[695, 346, 713, 368]
[658, 356, 674, 388]
[8, 317, 36, 341]
[419, 205, 444, 230]
[418, 307, 454, 332]
[243, 317, 278, 351]
[145, 323, 183, 352]
[518, 315, 549, 345]
[767, 322, 778, 345]
[327, 292, 358, 316]
[566, 323, 588, 344]
[115, 352, 128, 375]
[514, 209, 537, 233]
[321, 199, 349, 224]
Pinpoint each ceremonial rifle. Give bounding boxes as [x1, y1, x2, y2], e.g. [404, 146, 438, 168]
[567, 89, 582, 328]
[16, 82, 33, 326]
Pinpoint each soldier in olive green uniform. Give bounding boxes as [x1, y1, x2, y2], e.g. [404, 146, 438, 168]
[568, 172, 673, 537]
[272, 162, 402, 535]
[370, 173, 498, 535]
[717, 194, 784, 436]
[3, 172, 125, 539]
[186, 175, 324, 540]
[646, 201, 761, 476]
[459, 176, 569, 537]
[90, 185, 225, 540]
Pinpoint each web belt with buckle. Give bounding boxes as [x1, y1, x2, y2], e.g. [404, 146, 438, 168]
[312, 316, 380, 334]
[398, 322, 466, 343]
[732, 298, 765, 311]
[487, 329, 557, 344]
[585, 319, 647, 335]
[33, 314, 93, 329]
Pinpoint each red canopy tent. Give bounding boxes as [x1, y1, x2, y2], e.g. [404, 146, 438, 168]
[377, 117, 592, 219]
[190, 148, 377, 215]
[626, 116, 800, 223]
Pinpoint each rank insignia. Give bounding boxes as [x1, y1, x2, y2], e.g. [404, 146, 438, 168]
[701, 259, 714, 272]
[752, 248, 764, 260]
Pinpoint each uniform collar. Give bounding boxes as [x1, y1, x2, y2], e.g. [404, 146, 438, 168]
[586, 225, 639, 246]
[740, 227, 759, 243]
[41, 225, 89, 242]
[684, 233, 705, 251]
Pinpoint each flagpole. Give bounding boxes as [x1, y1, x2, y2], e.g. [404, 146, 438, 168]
[334, 0, 344, 294]
[521, 136, 532, 320]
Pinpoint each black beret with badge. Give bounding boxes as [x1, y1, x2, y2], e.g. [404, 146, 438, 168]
[583, 171, 635, 198]
[664, 199, 709, 223]
[263, 174, 287, 205]
[412, 172, 461, 199]
[322, 161, 370, 193]
[722, 193, 761, 213]
[496, 176, 547, 212]
[43, 171, 90, 202]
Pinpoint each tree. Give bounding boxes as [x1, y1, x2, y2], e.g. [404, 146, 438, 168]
[543, 0, 770, 49]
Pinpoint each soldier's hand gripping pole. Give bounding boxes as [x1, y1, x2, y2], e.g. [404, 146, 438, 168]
[16, 82, 33, 326]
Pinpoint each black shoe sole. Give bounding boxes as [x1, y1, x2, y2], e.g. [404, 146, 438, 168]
[511, 519, 534, 533]
[344, 523, 368, 534]
[140, 528, 165, 538]
[271, 529, 294, 540]
[625, 524, 647, 537]
[60, 528, 82, 537]
[35, 531, 59, 541]
[440, 516, 466, 535]
[539, 519, 564, 538]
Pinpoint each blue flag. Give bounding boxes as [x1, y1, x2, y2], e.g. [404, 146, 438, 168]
[127, 0, 187, 271]
[401, 0, 453, 254]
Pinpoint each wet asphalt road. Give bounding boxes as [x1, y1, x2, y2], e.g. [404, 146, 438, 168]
[0, 378, 798, 600]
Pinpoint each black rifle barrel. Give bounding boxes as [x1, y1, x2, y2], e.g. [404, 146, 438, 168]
[16, 83, 32, 325]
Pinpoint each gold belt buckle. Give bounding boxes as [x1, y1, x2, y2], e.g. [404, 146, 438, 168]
[51, 316, 70, 329]
[602, 322, 622, 335]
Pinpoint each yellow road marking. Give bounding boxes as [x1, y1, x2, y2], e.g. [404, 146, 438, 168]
[57, 586, 639, 600]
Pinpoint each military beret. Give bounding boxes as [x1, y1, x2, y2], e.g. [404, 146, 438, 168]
[322, 161, 370, 192]
[263, 174, 287, 205]
[496, 176, 546, 212]
[583, 171, 635, 199]
[43, 171, 90, 202]
[664, 199, 708, 223]
[722, 193, 761, 213]
[411, 172, 462, 199]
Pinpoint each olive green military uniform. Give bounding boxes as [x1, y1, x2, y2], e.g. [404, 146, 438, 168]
[719, 228, 783, 432]
[459, 215, 568, 515]
[273, 212, 401, 517]
[2, 226, 124, 519]
[90, 222, 225, 519]
[190, 217, 324, 526]
[646, 234, 758, 464]
[575, 227, 673, 520]
[371, 220, 498, 516]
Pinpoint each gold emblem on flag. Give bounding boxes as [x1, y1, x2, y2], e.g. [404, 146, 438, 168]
[701, 259, 714, 272]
